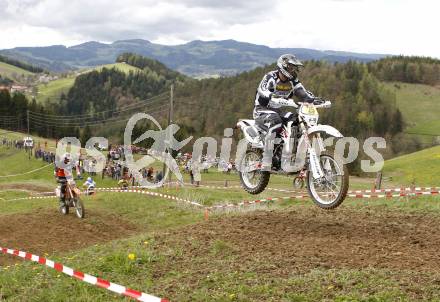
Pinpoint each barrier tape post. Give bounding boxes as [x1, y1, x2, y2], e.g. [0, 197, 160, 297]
[0, 246, 168, 302]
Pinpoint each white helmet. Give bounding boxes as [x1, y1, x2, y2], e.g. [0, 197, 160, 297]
[277, 54, 303, 80]
[62, 153, 71, 162]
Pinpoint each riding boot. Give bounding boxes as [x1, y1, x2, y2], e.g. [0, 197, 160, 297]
[59, 194, 66, 207]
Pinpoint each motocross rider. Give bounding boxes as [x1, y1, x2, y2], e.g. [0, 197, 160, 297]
[254, 54, 315, 135]
[83, 176, 96, 195]
[55, 153, 73, 206]
[83, 177, 96, 189]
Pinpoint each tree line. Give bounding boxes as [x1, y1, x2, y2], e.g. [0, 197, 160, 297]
[0, 55, 45, 73]
[368, 56, 440, 85]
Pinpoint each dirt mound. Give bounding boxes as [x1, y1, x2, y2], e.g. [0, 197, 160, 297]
[152, 207, 440, 276]
[0, 209, 138, 265]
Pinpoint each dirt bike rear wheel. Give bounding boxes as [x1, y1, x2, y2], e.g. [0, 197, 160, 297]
[73, 197, 85, 219]
[238, 149, 270, 194]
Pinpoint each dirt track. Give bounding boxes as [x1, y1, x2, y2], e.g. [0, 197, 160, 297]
[2, 205, 440, 271]
[152, 207, 440, 276]
[0, 208, 138, 265]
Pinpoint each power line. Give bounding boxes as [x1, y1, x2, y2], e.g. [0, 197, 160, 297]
[28, 96, 168, 123]
[28, 96, 170, 124]
[28, 103, 169, 126]
[29, 91, 170, 118]
[28, 106, 170, 129]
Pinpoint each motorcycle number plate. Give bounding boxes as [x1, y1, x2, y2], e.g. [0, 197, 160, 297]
[301, 104, 318, 116]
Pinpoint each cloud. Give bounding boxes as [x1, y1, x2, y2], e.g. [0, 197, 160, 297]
[0, 0, 279, 46]
[0, 0, 439, 58]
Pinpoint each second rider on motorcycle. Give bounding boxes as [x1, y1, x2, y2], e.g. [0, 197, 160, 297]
[55, 153, 73, 208]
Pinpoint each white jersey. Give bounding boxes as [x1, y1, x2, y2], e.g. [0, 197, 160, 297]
[254, 70, 313, 113]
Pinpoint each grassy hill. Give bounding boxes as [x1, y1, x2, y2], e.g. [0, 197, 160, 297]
[36, 76, 75, 103]
[0, 61, 34, 83]
[92, 62, 140, 74]
[382, 82, 440, 137]
[36, 63, 141, 103]
[383, 145, 440, 185]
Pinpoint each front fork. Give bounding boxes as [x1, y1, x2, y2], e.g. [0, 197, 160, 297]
[305, 132, 326, 180]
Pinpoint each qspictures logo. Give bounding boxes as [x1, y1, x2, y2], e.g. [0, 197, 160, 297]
[55, 112, 386, 188]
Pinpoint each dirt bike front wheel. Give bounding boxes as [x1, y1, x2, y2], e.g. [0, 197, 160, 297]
[59, 202, 69, 215]
[306, 151, 349, 209]
[73, 197, 85, 219]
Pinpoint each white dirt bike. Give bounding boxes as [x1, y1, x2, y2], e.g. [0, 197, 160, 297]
[237, 97, 349, 209]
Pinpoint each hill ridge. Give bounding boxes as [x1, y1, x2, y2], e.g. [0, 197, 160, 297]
[0, 39, 388, 76]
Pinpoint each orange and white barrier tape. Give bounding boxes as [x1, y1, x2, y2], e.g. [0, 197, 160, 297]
[0, 246, 168, 302]
[347, 190, 439, 199]
[208, 189, 440, 211]
[97, 188, 204, 208]
[4, 195, 58, 202]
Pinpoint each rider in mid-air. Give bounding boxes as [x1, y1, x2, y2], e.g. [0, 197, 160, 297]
[254, 54, 315, 136]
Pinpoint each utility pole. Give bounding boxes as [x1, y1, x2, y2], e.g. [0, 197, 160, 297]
[162, 84, 174, 185]
[27, 110, 30, 135]
[168, 84, 174, 185]
[26, 110, 30, 160]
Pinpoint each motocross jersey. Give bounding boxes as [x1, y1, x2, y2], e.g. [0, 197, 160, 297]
[55, 166, 72, 180]
[254, 70, 314, 116]
[55, 167, 67, 178]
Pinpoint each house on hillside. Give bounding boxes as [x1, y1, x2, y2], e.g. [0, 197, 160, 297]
[10, 84, 29, 93]
[38, 74, 59, 83]
[0, 85, 11, 92]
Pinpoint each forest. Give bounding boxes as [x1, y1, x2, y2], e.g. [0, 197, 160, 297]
[0, 55, 45, 73]
[368, 56, 440, 85]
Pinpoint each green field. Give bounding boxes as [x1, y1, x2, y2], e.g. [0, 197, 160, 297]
[383, 145, 440, 185]
[36, 76, 76, 103]
[0, 61, 34, 83]
[92, 62, 141, 74]
[36, 63, 141, 103]
[382, 82, 440, 137]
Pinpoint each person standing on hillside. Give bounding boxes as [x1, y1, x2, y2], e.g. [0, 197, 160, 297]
[254, 54, 316, 134]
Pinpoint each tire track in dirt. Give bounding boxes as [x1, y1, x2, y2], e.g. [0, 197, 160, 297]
[151, 207, 440, 279]
[0, 208, 139, 266]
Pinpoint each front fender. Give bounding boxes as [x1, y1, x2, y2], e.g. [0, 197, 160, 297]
[308, 125, 343, 138]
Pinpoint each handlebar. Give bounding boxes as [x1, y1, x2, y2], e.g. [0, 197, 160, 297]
[270, 96, 332, 109]
[313, 98, 332, 108]
[277, 98, 298, 108]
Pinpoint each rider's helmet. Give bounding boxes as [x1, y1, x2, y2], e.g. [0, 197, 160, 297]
[277, 54, 304, 80]
[62, 153, 71, 164]
[87, 177, 92, 182]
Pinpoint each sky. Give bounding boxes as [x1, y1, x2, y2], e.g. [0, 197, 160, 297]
[0, 0, 439, 57]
